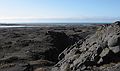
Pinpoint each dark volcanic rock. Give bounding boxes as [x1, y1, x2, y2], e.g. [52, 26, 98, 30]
[44, 31, 75, 62]
[0, 62, 33, 71]
[52, 21, 120, 71]
[0, 26, 96, 71]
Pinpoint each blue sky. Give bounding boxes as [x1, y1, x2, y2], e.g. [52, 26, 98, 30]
[0, 0, 120, 23]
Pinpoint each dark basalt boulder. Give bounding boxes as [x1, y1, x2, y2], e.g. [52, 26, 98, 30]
[52, 21, 120, 71]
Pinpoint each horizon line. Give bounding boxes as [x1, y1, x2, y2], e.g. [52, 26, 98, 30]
[0, 16, 120, 20]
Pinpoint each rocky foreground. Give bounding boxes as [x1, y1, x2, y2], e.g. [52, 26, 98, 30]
[52, 21, 120, 71]
[0, 25, 97, 71]
[0, 22, 120, 71]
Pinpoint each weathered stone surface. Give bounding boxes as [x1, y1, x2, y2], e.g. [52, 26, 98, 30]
[109, 46, 120, 53]
[97, 58, 103, 64]
[99, 48, 110, 57]
[108, 35, 120, 47]
[52, 21, 120, 71]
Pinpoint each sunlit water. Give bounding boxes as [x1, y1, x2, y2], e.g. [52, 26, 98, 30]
[0, 26, 40, 28]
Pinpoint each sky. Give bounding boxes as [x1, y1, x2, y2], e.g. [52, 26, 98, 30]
[0, 0, 120, 23]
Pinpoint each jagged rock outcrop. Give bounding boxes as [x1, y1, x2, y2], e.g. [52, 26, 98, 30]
[52, 21, 120, 71]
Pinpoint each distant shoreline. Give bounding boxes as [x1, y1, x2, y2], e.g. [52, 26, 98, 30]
[0, 22, 112, 25]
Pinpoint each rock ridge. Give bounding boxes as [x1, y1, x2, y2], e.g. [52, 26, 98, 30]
[52, 21, 120, 71]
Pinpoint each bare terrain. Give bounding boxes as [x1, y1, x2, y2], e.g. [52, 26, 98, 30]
[0, 24, 98, 71]
[1, 22, 120, 71]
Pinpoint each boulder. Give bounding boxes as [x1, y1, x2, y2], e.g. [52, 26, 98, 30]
[108, 35, 120, 47]
[109, 46, 120, 53]
[99, 48, 110, 57]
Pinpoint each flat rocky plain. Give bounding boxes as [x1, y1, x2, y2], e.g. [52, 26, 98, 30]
[1, 22, 120, 71]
